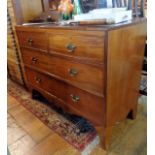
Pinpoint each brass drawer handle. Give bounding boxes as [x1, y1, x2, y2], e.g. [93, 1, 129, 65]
[70, 94, 80, 103]
[27, 37, 33, 46]
[31, 57, 38, 64]
[66, 43, 76, 53]
[34, 77, 41, 84]
[68, 68, 78, 77]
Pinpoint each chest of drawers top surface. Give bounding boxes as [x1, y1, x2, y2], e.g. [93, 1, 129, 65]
[16, 18, 146, 63]
[16, 18, 146, 31]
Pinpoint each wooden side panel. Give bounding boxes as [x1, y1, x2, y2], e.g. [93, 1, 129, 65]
[106, 22, 146, 126]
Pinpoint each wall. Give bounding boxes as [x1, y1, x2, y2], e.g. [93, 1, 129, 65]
[7, 0, 25, 85]
[20, 0, 43, 22]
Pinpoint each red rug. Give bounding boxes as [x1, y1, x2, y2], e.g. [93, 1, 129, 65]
[8, 80, 99, 154]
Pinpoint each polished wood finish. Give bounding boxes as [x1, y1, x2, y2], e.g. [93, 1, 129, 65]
[106, 22, 147, 126]
[16, 18, 146, 149]
[48, 30, 105, 63]
[17, 31, 48, 51]
[25, 67, 105, 126]
[22, 48, 104, 95]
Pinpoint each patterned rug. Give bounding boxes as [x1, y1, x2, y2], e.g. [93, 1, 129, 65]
[7, 80, 99, 154]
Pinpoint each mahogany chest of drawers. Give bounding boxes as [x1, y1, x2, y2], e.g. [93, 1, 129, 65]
[16, 19, 146, 149]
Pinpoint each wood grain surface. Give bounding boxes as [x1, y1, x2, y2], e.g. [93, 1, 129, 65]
[48, 30, 105, 63]
[17, 31, 48, 51]
[106, 22, 147, 127]
[25, 67, 105, 126]
[21, 48, 104, 95]
[16, 18, 147, 149]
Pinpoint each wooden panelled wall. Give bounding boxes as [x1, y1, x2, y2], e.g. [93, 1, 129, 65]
[7, 0, 45, 85]
[11, 0, 43, 23]
[18, 0, 43, 22]
[7, 0, 25, 85]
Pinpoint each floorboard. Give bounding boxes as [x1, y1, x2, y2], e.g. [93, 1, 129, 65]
[8, 93, 147, 155]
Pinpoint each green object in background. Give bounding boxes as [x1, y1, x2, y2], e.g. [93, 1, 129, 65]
[73, 0, 82, 16]
[61, 13, 72, 20]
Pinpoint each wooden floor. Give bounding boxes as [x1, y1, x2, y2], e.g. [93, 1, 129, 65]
[7, 94, 147, 155]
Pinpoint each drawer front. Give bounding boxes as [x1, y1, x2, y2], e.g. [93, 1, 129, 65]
[17, 31, 48, 51]
[22, 49, 104, 95]
[25, 67, 67, 100]
[49, 31, 104, 63]
[25, 68, 105, 125]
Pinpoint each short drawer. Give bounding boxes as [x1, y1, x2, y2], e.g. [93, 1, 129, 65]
[22, 49, 104, 95]
[25, 68, 105, 125]
[49, 30, 105, 63]
[25, 67, 67, 100]
[17, 31, 48, 51]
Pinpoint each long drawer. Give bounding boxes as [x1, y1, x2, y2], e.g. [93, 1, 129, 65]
[25, 67, 105, 125]
[22, 48, 104, 95]
[17, 31, 48, 51]
[48, 30, 105, 63]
